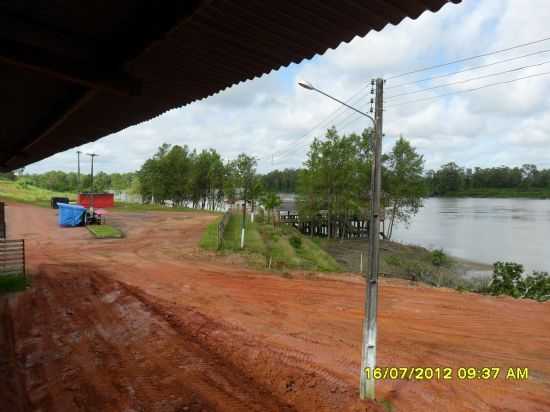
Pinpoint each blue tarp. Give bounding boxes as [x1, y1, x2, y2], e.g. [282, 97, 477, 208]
[58, 203, 86, 227]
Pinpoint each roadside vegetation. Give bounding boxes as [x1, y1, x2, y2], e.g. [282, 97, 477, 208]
[201, 212, 341, 273]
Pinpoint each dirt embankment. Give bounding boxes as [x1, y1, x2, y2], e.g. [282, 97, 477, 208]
[1, 202, 550, 412]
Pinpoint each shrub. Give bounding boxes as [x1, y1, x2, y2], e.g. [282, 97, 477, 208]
[384, 255, 403, 267]
[289, 235, 302, 249]
[487, 262, 550, 302]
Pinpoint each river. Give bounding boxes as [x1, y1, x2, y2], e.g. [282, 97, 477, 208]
[391, 197, 550, 274]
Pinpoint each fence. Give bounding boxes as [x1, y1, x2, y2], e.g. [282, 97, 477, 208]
[0, 202, 5, 239]
[0, 240, 25, 277]
[217, 210, 232, 249]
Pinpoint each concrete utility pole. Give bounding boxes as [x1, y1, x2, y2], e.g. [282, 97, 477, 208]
[297, 79, 383, 400]
[86, 153, 98, 209]
[77, 151, 81, 192]
[360, 78, 384, 400]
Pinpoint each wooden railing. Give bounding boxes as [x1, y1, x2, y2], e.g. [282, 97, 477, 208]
[0, 239, 25, 277]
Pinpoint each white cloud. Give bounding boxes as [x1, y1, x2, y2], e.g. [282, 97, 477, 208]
[25, 0, 550, 175]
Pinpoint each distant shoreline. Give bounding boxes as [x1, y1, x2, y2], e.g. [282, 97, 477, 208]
[431, 189, 550, 199]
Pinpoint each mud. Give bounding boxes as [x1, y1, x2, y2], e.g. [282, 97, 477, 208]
[1, 202, 549, 411]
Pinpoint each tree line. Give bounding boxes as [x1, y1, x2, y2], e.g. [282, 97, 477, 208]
[426, 162, 550, 196]
[137, 143, 262, 210]
[21, 171, 135, 193]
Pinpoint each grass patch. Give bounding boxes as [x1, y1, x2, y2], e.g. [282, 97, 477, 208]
[0, 179, 74, 207]
[87, 224, 123, 239]
[207, 213, 342, 272]
[0, 274, 28, 294]
[323, 238, 492, 289]
[199, 219, 221, 250]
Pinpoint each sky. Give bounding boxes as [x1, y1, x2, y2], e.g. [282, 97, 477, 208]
[25, 0, 550, 175]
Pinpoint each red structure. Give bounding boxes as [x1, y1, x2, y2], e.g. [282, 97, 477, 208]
[78, 193, 114, 209]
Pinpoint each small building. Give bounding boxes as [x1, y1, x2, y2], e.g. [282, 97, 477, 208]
[78, 193, 114, 208]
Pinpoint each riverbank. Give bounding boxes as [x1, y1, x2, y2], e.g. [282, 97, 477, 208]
[321, 238, 492, 289]
[435, 188, 550, 199]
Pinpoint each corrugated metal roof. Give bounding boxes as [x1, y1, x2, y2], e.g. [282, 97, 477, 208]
[0, 0, 459, 171]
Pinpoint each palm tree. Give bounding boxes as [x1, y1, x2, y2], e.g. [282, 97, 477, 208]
[260, 192, 281, 224]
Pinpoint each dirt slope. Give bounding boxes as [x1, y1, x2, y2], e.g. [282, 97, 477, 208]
[1, 202, 549, 412]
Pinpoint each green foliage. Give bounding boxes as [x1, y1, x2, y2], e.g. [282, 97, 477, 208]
[0, 179, 74, 207]
[426, 163, 550, 196]
[297, 128, 425, 240]
[22, 170, 135, 193]
[260, 191, 282, 224]
[297, 127, 373, 228]
[487, 262, 550, 302]
[199, 219, 222, 251]
[384, 136, 426, 239]
[261, 168, 300, 193]
[137, 144, 261, 211]
[211, 214, 341, 272]
[289, 235, 302, 249]
[431, 249, 450, 267]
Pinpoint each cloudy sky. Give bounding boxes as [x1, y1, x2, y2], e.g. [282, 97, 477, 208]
[26, 0, 550, 175]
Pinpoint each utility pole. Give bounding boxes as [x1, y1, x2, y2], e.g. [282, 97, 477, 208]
[77, 151, 81, 192]
[86, 153, 98, 209]
[241, 188, 246, 249]
[360, 78, 384, 400]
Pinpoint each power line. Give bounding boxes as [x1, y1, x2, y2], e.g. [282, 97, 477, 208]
[386, 48, 550, 90]
[258, 84, 370, 160]
[260, 85, 376, 164]
[386, 35, 550, 80]
[265, 36, 550, 168]
[385, 59, 550, 101]
[384, 69, 550, 109]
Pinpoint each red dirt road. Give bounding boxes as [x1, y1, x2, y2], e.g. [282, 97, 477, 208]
[1, 202, 549, 412]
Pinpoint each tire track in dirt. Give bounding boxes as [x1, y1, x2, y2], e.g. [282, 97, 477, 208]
[1, 265, 381, 412]
[125, 282, 383, 412]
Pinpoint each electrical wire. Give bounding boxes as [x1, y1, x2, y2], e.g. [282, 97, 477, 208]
[385, 59, 550, 101]
[385, 48, 550, 90]
[263, 35, 550, 168]
[386, 35, 550, 80]
[256, 83, 372, 163]
[384, 69, 550, 109]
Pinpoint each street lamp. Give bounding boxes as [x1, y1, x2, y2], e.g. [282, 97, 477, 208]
[299, 79, 384, 400]
[298, 81, 375, 126]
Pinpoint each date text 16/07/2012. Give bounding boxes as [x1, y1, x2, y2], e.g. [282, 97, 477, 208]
[363, 367, 529, 381]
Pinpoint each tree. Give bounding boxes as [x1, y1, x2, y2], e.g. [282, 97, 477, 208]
[260, 192, 282, 224]
[297, 127, 372, 239]
[384, 136, 426, 239]
[230, 153, 258, 246]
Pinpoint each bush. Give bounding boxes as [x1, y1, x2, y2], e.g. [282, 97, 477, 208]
[487, 262, 550, 302]
[289, 235, 302, 249]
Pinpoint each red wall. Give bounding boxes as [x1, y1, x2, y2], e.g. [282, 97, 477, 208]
[78, 193, 114, 208]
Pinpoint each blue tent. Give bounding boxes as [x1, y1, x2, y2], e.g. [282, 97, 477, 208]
[58, 203, 86, 227]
